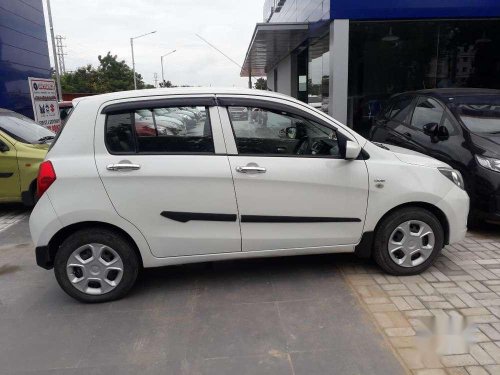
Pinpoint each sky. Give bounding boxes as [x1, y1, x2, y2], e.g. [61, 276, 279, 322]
[43, 0, 264, 87]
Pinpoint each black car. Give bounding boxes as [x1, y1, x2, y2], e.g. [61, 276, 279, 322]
[370, 88, 500, 225]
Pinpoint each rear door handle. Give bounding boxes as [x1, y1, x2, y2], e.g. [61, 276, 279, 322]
[106, 163, 141, 171]
[236, 166, 266, 174]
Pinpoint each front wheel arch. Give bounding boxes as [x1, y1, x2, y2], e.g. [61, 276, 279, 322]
[356, 202, 449, 259]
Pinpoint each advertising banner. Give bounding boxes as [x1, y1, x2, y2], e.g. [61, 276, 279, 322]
[28, 77, 61, 133]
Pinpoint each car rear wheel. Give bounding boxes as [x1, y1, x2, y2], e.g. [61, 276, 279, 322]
[373, 207, 444, 275]
[54, 228, 139, 303]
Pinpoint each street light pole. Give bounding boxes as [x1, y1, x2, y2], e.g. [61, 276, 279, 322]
[130, 30, 156, 90]
[46, 0, 62, 100]
[160, 50, 176, 85]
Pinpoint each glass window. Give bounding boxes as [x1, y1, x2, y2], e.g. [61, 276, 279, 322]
[388, 96, 414, 122]
[348, 19, 500, 136]
[105, 106, 213, 154]
[451, 95, 500, 134]
[411, 97, 444, 130]
[308, 34, 330, 113]
[0, 112, 55, 144]
[228, 106, 341, 157]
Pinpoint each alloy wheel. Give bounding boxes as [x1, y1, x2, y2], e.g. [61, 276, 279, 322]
[387, 220, 435, 268]
[66, 243, 124, 295]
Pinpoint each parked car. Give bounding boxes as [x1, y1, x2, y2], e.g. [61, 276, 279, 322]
[370, 88, 500, 225]
[0, 108, 54, 205]
[30, 88, 469, 303]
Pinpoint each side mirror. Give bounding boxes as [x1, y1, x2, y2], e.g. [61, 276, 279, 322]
[0, 141, 9, 152]
[345, 140, 362, 160]
[438, 126, 449, 140]
[423, 122, 439, 136]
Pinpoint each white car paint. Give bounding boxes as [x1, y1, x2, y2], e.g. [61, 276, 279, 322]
[30, 87, 469, 270]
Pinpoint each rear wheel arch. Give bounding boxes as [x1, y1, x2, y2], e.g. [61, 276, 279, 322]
[47, 221, 144, 269]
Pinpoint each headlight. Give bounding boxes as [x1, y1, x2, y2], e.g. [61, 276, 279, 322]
[476, 155, 500, 173]
[438, 168, 465, 190]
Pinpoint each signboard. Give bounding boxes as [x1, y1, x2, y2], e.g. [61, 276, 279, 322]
[28, 77, 61, 133]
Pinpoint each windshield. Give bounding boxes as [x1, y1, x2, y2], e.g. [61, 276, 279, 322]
[451, 95, 500, 134]
[0, 112, 55, 144]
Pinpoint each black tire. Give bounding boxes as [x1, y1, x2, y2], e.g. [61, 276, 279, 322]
[373, 207, 444, 276]
[54, 228, 139, 303]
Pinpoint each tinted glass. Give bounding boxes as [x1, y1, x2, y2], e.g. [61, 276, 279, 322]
[388, 96, 414, 122]
[348, 19, 500, 136]
[228, 106, 341, 157]
[105, 113, 135, 153]
[105, 106, 214, 154]
[411, 97, 444, 130]
[451, 95, 500, 134]
[0, 112, 54, 144]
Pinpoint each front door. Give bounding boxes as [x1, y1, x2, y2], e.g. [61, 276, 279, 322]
[221, 101, 369, 252]
[0, 135, 20, 202]
[94, 98, 241, 258]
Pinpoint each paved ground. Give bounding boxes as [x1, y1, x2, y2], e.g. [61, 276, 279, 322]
[1, 204, 499, 375]
[343, 224, 500, 375]
[0, 211, 405, 375]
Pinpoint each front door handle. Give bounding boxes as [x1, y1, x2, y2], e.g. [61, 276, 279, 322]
[403, 132, 412, 139]
[236, 166, 266, 174]
[106, 163, 141, 171]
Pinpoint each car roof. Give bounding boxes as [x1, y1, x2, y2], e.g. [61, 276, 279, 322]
[71, 87, 294, 107]
[391, 88, 500, 102]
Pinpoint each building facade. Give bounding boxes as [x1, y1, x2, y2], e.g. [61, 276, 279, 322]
[243, 0, 500, 135]
[0, 0, 51, 118]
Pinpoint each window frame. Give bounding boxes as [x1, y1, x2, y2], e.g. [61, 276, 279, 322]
[220, 98, 350, 160]
[385, 94, 416, 124]
[409, 95, 458, 136]
[104, 99, 216, 156]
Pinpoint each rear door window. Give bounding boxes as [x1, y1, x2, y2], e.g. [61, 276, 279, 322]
[105, 106, 213, 154]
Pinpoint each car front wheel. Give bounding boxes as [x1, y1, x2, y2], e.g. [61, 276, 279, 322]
[54, 228, 139, 303]
[373, 207, 444, 276]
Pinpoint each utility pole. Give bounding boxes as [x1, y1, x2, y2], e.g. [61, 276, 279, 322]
[46, 0, 62, 100]
[55, 35, 67, 74]
[130, 30, 156, 90]
[153, 73, 158, 88]
[160, 49, 176, 85]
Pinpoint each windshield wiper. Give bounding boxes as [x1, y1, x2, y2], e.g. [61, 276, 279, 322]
[37, 135, 55, 144]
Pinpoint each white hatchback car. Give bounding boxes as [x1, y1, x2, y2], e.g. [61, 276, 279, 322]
[30, 88, 469, 303]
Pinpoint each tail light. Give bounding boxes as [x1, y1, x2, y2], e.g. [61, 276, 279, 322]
[37, 160, 56, 198]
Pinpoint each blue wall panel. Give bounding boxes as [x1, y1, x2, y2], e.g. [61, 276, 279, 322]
[0, 0, 50, 119]
[331, 0, 500, 20]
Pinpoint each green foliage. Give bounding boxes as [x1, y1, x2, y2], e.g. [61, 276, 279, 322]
[60, 52, 147, 93]
[254, 77, 267, 90]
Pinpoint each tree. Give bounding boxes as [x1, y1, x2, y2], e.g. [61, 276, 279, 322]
[159, 80, 174, 88]
[97, 52, 145, 92]
[254, 77, 267, 90]
[60, 52, 148, 93]
[60, 65, 99, 93]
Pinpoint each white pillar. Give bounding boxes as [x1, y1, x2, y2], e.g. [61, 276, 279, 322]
[329, 19, 350, 126]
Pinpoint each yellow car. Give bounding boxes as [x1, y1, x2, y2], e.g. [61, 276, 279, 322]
[0, 108, 54, 206]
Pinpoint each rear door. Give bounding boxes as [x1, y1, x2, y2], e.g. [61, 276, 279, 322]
[218, 96, 369, 252]
[94, 96, 241, 258]
[0, 134, 20, 201]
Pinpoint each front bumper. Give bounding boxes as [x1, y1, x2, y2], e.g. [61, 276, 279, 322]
[471, 165, 500, 223]
[435, 186, 469, 244]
